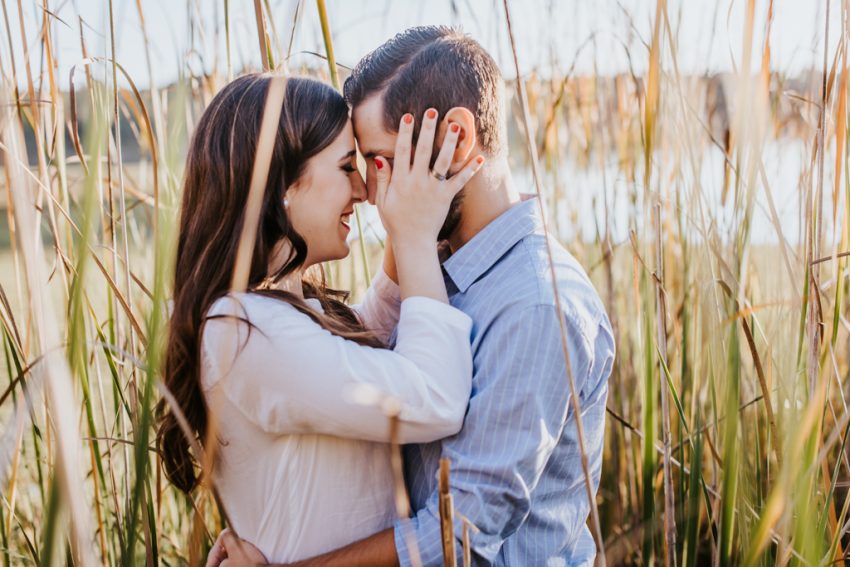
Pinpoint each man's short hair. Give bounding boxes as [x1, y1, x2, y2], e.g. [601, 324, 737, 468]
[344, 26, 506, 156]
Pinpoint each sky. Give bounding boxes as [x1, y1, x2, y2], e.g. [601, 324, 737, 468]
[0, 0, 841, 247]
[0, 0, 843, 91]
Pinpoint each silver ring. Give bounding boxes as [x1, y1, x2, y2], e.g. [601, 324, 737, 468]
[430, 169, 447, 182]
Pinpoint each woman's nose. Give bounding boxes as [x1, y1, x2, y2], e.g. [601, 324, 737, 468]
[350, 171, 367, 203]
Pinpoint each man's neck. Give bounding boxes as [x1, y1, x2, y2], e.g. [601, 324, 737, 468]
[447, 158, 520, 253]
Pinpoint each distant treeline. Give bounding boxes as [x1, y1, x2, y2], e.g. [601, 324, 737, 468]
[9, 69, 825, 168]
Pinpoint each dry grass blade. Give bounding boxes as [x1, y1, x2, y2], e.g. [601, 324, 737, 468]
[387, 414, 410, 519]
[389, 412, 423, 567]
[315, 0, 372, 287]
[1, 79, 99, 567]
[646, 4, 677, 566]
[316, 0, 340, 91]
[230, 76, 286, 292]
[501, 2, 607, 565]
[254, 0, 272, 72]
[1, 2, 849, 565]
[833, 48, 847, 228]
[194, 75, 288, 554]
[439, 459, 457, 567]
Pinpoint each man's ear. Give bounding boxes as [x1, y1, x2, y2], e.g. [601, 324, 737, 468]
[435, 107, 477, 174]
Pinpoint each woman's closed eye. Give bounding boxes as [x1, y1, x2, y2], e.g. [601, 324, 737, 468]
[338, 150, 358, 173]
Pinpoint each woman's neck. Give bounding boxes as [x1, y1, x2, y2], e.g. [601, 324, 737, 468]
[271, 271, 305, 299]
[264, 240, 306, 299]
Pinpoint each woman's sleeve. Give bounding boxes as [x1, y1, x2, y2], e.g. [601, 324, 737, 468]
[202, 294, 473, 444]
[350, 268, 402, 344]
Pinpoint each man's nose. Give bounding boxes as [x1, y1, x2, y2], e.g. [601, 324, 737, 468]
[363, 166, 378, 205]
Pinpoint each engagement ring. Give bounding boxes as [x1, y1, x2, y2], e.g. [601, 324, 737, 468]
[430, 169, 447, 182]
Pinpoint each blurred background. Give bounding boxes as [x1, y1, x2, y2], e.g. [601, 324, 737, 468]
[0, 1, 848, 565]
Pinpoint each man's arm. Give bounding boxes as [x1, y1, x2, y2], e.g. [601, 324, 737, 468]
[286, 529, 398, 567]
[209, 528, 398, 567]
[393, 304, 612, 566]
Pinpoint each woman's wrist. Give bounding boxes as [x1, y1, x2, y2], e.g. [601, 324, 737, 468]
[393, 242, 448, 303]
[389, 232, 436, 254]
[381, 235, 399, 284]
[393, 238, 438, 271]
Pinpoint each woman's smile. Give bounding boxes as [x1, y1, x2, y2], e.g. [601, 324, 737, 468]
[340, 211, 352, 232]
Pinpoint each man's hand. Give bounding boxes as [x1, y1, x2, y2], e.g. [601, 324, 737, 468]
[206, 529, 268, 567]
[205, 527, 398, 567]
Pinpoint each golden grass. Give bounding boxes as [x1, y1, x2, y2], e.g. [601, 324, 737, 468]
[0, 1, 849, 566]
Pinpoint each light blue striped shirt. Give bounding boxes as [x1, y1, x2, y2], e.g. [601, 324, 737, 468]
[393, 197, 615, 566]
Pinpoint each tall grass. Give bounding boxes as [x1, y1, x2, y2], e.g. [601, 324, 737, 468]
[0, 1, 849, 565]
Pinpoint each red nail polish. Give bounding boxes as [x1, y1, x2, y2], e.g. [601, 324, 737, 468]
[403, 114, 413, 124]
[476, 156, 485, 165]
[375, 159, 384, 170]
[426, 109, 437, 119]
[450, 123, 460, 133]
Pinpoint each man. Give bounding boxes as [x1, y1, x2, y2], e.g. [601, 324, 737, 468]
[209, 26, 614, 566]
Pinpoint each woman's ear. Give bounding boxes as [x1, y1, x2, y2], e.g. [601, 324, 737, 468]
[436, 107, 477, 174]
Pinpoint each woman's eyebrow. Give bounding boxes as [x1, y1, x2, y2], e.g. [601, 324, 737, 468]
[338, 150, 357, 162]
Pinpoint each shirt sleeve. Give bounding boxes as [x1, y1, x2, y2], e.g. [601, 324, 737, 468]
[393, 303, 613, 566]
[350, 268, 401, 344]
[202, 293, 473, 444]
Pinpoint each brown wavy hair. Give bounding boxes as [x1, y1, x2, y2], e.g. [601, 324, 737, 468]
[156, 74, 385, 494]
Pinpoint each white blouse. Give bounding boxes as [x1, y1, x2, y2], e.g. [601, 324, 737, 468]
[200, 270, 473, 563]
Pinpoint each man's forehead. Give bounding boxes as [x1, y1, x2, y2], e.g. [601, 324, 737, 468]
[355, 139, 395, 158]
[352, 96, 397, 157]
[352, 91, 384, 123]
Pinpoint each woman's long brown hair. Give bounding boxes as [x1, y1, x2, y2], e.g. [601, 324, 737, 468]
[156, 74, 385, 494]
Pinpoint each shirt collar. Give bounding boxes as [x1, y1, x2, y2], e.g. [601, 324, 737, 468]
[442, 196, 543, 294]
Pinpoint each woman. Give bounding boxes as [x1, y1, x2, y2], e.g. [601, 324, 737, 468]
[155, 73, 484, 562]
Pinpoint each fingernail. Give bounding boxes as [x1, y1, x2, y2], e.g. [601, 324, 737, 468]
[476, 156, 485, 165]
[403, 114, 413, 124]
[450, 123, 460, 133]
[426, 109, 437, 119]
[375, 158, 384, 170]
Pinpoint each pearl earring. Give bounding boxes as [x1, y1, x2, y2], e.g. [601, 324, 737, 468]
[283, 198, 290, 209]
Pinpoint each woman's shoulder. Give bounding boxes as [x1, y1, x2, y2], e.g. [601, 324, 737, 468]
[207, 291, 276, 318]
[200, 293, 316, 390]
[206, 291, 317, 322]
[203, 292, 331, 351]
[200, 293, 318, 389]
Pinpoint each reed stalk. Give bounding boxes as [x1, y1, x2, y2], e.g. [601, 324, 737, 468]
[0, 2, 848, 565]
[501, 1, 606, 565]
[316, 0, 372, 287]
[438, 459, 457, 567]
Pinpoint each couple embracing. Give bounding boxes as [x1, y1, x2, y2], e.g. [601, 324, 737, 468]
[156, 25, 614, 567]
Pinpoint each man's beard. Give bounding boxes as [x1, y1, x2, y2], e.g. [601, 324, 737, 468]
[437, 189, 465, 242]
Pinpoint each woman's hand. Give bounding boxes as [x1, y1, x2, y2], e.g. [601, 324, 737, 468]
[372, 109, 484, 302]
[374, 109, 484, 248]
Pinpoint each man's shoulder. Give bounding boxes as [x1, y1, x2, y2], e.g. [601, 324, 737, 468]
[476, 234, 609, 333]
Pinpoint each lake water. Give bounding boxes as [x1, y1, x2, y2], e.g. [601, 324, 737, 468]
[349, 138, 819, 250]
[0, 137, 827, 319]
